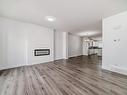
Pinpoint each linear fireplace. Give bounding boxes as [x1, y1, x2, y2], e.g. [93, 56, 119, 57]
[34, 49, 50, 56]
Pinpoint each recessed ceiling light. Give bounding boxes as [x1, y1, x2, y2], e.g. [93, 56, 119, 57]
[45, 16, 56, 22]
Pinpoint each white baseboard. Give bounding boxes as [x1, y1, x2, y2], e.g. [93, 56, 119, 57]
[0, 59, 54, 70]
[0, 64, 26, 70]
[102, 65, 127, 76]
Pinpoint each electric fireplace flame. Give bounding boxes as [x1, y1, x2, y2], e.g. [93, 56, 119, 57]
[34, 49, 50, 56]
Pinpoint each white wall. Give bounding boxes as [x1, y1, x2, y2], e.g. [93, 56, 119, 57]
[0, 17, 54, 70]
[102, 11, 127, 75]
[68, 33, 82, 57]
[0, 18, 28, 70]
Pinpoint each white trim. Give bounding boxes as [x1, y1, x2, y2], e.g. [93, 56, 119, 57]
[0, 64, 26, 70]
[102, 65, 127, 76]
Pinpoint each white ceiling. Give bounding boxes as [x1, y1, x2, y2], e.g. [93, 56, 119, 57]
[0, 0, 127, 37]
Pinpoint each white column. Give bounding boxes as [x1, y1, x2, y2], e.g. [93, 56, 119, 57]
[63, 32, 68, 59]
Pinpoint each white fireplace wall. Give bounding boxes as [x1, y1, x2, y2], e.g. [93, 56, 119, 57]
[27, 25, 54, 65]
[0, 17, 54, 70]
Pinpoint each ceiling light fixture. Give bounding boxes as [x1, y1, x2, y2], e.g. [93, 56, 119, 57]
[45, 16, 56, 22]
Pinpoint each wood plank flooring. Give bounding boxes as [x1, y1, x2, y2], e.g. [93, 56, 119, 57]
[0, 55, 127, 95]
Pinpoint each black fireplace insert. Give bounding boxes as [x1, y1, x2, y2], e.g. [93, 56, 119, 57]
[34, 49, 50, 56]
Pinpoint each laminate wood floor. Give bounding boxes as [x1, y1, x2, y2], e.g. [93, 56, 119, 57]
[0, 55, 127, 95]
